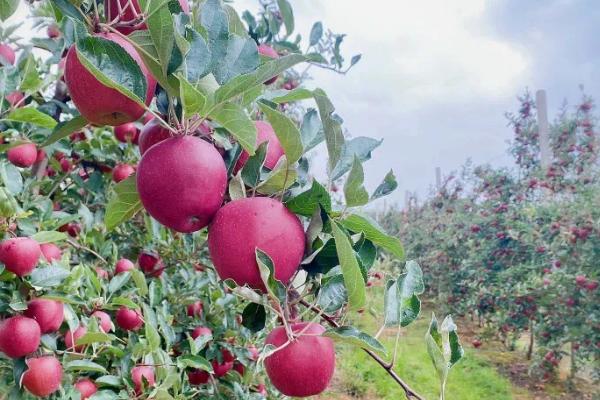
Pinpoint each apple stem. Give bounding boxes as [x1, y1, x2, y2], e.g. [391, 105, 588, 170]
[299, 299, 425, 400]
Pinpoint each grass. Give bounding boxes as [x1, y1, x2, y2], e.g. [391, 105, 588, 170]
[317, 285, 527, 400]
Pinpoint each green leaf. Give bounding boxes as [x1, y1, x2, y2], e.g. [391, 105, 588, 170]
[330, 221, 365, 311]
[145, 0, 175, 76]
[109, 297, 139, 310]
[76, 36, 146, 105]
[241, 142, 268, 188]
[210, 102, 256, 154]
[3, 107, 57, 129]
[285, 180, 331, 216]
[131, 268, 148, 296]
[384, 260, 424, 328]
[0, 0, 18, 21]
[331, 136, 382, 180]
[241, 303, 266, 332]
[215, 54, 306, 104]
[178, 75, 206, 117]
[51, 0, 86, 22]
[95, 375, 122, 387]
[108, 272, 131, 294]
[177, 355, 211, 371]
[309, 22, 323, 46]
[42, 115, 87, 146]
[425, 313, 465, 395]
[340, 214, 404, 260]
[31, 231, 67, 244]
[344, 156, 369, 207]
[372, 170, 398, 200]
[75, 332, 113, 345]
[313, 88, 344, 172]
[228, 171, 246, 200]
[143, 304, 161, 351]
[317, 274, 347, 313]
[105, 176, 143, 231]
[19, 55, 42, 93]
[29, 266, 70, 287]
[324, 326, 386, 355]
[271, 88, 314, 104]
[224, 5, 248, 37]
[65, 360, 107, 374]
[182, 28, 211, 84]
[255, 248, 286, 303]
[258, 102, 303, 164]
[256, 157, 297, 195]
[0, 162, 22, 194]
[300, 108, 324, 152]
[276, 0, 294, 36]
[213, 35, 259, 85]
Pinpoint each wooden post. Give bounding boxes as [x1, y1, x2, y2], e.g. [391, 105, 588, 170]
[536, 90, 551, 169]
[435, 167, 441, 191]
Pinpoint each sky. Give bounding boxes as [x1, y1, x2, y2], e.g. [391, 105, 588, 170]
[7, 0, 600, 207]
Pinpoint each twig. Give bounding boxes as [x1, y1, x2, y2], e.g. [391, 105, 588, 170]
[299, 299, 425, 400]
[67, 238, 107, 264]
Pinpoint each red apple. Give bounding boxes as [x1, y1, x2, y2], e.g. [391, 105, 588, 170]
[115, 258, 135, 274]
[74, 378, 97, 399]
[248, 345, 259, 361]
[96, 267, 109, 279]
[116, 306, 143, 331]
[137, 136, 227, 233]
[24, 299, 64, 334]
[188, 369, 210, 385]
[7, 143, 37, 168]
[47, 25, 60, 39]
[64, 32, 157, 126]
[114, 122, 139, 143]
[233, 361, 245, 376]
[234, 121, 284, 173]
[138, 118, 172, 155]
[137, 251, 165, 277]
[0, 237, 41, 277]
[40, 243, 62, 262]
[191, 326, 212, 339]
[208, 197, 305, 290]
[472, 339, 482, 348]
[60, 158, 72, 173]
[265, 322, 334, 397]
[256, 383, 267, 396]
[0, 43, 15, 65]
[258, 44, 279, 84]
[91, 310, 113, 333]
[5, 91, 24, 107]
[0, 316, 41, 358]
[22, 356, 63, 397]
[131, 365, 155, 394]
[112, 163, 135, 183]
[105, 0, 189, 35]
[187, 301, 203, 318]
[65, 325, 87, 352]
[212, 358, 233, 378]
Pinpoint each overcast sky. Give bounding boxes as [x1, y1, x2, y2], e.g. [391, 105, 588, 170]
[8, 0, 599, 206]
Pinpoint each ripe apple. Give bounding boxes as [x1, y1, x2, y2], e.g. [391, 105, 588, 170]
[234, 121, 284, 173]
[115, 258, 135, 274]
[39, 242, 62, 263]
[265, 322, 334, 396]
[208, 197, 305, 290]
[22, 356, 63, 397]
[64, 32, 157, 126]
[192, 326, 212, 339]
[74, 378, 97, 399]
[47, 25, 60, 39]
[24, 299, 64, 334]
[65, 325, 87, 352]
[212, 358, 233, 378]
[187, 301, 203, 318]
[131, 365, 155, 394]
[6, 91, 24, 107]
[105, 0, 189, 35]
[0, 237, 41, 277]
[114, 122, 139, 143]
[258, 44, 279, 84]
[472, 339, 482, 348]
[91, 310, 113, 333]
[256, 383, 267, 396]
[112, 163, 135, 183]
[247, 345, 259, 361]
[138, 118, 172, 155]
[0, 43, 15, 65]
[7, 143, 37, 168]
[137, 136, 227, 232]
[233, 361, 245, 376]
[116, 306, 143, 331]
[137, 251, 165, 277]
[188, 369, 210, 385]
[0, 315, 41, 358]
[575, 275, 587, 287]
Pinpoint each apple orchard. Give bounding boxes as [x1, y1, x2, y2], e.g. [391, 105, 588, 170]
[0, 1, 464, 399]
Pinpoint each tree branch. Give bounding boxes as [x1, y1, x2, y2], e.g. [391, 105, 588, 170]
[299, 299, 425, 400]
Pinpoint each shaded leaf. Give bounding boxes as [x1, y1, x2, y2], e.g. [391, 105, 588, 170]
[330, 221, 365, 310]
[105, 176, 143, 231]
[340, 214, 404, 260]
[324, 326, 386, 355]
